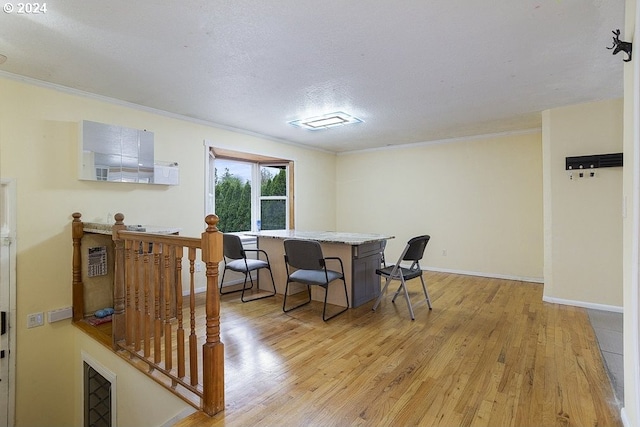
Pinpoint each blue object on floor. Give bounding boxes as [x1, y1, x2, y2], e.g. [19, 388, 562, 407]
[94, 307, 114, 318]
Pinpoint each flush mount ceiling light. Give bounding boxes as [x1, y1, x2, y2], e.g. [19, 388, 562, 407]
[289, 112, 362, 130]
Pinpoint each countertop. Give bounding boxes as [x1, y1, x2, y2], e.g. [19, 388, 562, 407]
[83, 222, 181, 235]
[245, 230, 394, 245]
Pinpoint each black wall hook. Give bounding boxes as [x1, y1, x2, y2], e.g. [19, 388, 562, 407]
[607, 29, 632, 62]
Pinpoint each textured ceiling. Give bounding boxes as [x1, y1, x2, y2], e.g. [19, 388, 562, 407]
[0, 0, 626, 153]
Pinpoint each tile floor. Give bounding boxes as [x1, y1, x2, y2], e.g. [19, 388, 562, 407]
[587, 309, 624, 406]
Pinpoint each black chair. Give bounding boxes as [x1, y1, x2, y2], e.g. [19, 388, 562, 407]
[283, 239, 349, 321]
[372, 235, 432, 320]
[220, 234, 276, 302]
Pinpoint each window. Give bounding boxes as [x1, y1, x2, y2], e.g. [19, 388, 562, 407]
[205, 146, 294, 233]
[259, 164, 288, 230]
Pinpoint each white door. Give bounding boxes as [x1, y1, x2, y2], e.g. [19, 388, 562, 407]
[0, 180, 16, 427]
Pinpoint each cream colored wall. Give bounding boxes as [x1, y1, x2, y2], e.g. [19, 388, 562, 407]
[336, 132, 543, 281]
[1, 66, 629, 427]
[622, 0, 638, 425]
[74, 335, 192, 427]
[542, 99, 623, 310]
[0, 76, 336, 427]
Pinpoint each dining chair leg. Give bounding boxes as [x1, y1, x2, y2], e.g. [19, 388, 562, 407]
[321, 279, 349, 321]
[372, 276, 393, 311]
[220, 267, 244, 295]
[419, 275, 432, 309]
[268, 268, 276, 293]
[391, 283, 404, 303]
[342, 279, 350, 308]
[241, 268, 277, 302]
[282, 282, 312, 313]
[397, 277, 415, 320]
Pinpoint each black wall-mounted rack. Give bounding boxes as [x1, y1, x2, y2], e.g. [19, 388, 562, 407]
[565, 153, 623, 170]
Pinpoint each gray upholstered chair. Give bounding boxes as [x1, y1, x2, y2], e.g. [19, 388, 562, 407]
[220, 233, 276, 302]
[372, 235, 432, 320]
[283, 239, 349, 321]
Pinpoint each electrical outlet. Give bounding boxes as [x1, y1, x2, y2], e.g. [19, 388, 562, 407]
[27, 312, 44, 328]
[442, 249, 447, 256]
[195, 262, 203, 273]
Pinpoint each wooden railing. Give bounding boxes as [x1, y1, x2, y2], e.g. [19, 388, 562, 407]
[72, 212, 224, 416]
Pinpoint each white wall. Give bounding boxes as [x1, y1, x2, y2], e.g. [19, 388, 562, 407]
[336, 132, 544, 281]
[542, 99, 624, 310]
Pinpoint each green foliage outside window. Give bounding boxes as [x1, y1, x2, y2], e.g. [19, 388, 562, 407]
[215, 166, 287, 232]
[261, 167, 286, 196]
[215, 168, 251, 232]
[260, 167, 286, 230]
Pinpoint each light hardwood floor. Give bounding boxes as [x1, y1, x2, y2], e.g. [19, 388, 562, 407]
[174, 271, 621, 427]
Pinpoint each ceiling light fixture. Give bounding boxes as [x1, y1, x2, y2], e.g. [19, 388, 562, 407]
[289, 111, 362, 130]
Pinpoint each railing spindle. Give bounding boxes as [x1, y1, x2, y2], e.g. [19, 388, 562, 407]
[71, 213, 84, 322]
[163, 246, 172, 371]
[124, 239, 134, 346]
[202, 214, 224, 416]
[143, 249, 151, 358]
[153, 243, 162, 363]
[112, 213, 126, 348]
[134, 241, 142, 352]
[189, 247, 198, 385]
[175, 246, 185, 379]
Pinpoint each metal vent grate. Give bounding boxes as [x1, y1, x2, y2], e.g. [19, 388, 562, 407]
[84, 362, 112, 427]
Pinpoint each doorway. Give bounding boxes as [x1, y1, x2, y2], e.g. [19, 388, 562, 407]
[0, 179, 16, 427]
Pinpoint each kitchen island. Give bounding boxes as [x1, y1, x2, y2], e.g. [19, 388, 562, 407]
[245, 230, 394, 308]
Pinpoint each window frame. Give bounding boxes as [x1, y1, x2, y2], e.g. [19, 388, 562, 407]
[204, 143, 295, 232]
[257, 162, 289, 231]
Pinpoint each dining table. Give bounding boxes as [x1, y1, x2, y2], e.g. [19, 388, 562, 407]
[244, 230, 394, 308]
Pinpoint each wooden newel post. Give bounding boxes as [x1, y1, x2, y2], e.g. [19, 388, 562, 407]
[72, 212, 84, 322]
[201, 214, 225, 416]
[112, 213, 126, 349]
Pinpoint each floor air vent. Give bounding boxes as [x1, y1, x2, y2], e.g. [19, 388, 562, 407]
[83, 352, 116, 427]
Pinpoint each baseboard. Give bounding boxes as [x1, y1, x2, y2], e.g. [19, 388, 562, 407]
[160, 407, 197, 427]
[190, 286, 208, 296]
[542, 295, 623, 313]
[188, 276, 252, 296]
[422, 265, 544, 284]
[192, 265, 544, 296]
[621, 407, 630, 427]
